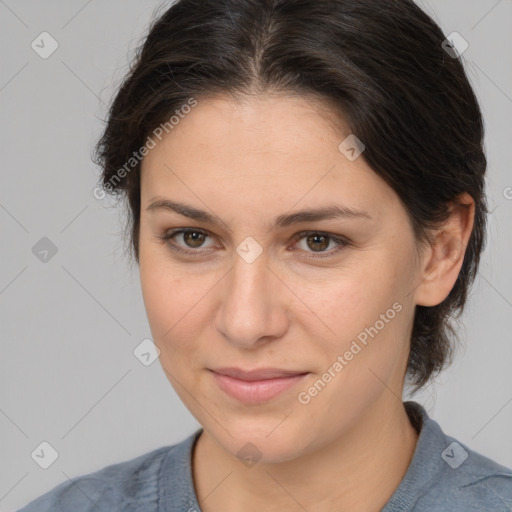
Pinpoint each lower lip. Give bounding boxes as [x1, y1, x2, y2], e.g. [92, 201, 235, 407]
[211, 371, 309, 405]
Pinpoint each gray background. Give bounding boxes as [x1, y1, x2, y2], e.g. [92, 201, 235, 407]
[1, 0, 511, 510]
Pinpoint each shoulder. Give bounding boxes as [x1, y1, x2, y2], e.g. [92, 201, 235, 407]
[385, 402, 512, 512]
[17, 439, 187, 512]
[422, 441, 512, 511]
[411, 404, 512, 511]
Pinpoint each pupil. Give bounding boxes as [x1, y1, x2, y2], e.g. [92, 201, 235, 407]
[309, 234, 328, 251]
[186, 231, 204, 247]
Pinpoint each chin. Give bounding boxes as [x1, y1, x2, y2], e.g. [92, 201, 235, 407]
[207, 416, 315, 465]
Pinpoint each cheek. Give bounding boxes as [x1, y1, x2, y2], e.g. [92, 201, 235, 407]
[303, 253, 413, 384]
[307, 258, 404, 339]
[140, 270, 199, 340]
[138, 244, 219, 368]
[139, 242, 188, 346]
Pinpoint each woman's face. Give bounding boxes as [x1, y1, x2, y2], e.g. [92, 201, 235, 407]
[139, 93, 426, 463]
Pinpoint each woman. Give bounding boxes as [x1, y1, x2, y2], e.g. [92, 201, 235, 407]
[19, 0, 512, 510]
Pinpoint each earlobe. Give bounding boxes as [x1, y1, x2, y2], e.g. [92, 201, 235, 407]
[415, 193, 475, 307]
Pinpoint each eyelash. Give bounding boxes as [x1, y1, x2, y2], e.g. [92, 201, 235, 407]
[156, 228, 350, 260]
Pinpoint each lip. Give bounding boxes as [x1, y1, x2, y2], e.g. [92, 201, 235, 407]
[209, 367, 309, 405]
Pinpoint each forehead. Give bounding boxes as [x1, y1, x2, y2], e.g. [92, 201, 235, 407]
[140, 94, 398, 222]
[166, 92, 348, 157]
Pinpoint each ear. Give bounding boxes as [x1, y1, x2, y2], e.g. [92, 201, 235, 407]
[414, 192, 475, 307]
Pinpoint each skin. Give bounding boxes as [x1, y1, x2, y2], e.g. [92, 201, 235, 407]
[138, 93, 475, 511]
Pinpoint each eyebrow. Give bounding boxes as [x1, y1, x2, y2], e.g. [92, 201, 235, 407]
[146, 198, 372, 232]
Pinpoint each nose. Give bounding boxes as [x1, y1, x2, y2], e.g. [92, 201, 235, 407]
[215, 246, 289, 349]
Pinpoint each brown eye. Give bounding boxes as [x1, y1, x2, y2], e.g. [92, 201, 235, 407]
[182, 230, 207, 248]
[158, 228, 216, 256]
[305, 233, 330, 252]
[293, 231, 349, 260]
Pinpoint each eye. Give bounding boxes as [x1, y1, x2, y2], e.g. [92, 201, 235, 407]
[291, 231, 349, 259]
[157, 228, 350, 259]
[157, 228, 216, 256]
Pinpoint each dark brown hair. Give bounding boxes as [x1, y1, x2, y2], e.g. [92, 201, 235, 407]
[94, 0, 488, 390]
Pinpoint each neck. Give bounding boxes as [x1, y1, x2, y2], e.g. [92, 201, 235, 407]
[192, 397, 419, 512]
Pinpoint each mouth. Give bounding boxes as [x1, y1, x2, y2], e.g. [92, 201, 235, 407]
[209, 367, 310, 405]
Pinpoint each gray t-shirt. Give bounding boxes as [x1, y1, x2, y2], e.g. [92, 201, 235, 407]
[18, 401, 512, 511]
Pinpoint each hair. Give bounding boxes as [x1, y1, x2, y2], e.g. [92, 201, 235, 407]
[94, 0, 488, 391]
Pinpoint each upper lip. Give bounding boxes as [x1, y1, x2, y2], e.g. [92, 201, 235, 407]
[210, 367, 308, 381]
